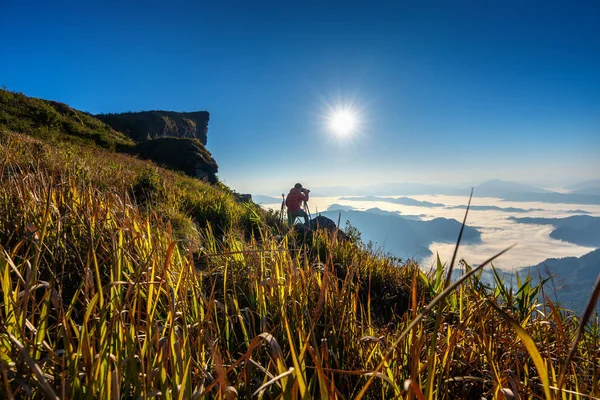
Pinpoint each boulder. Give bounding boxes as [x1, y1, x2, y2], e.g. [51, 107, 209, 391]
[293, 215, 348, 241]
[310, 215, 339, 231]
[233, 193, 252, 203]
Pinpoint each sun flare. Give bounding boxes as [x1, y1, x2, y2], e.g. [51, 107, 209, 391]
[329, 110, 357, 136]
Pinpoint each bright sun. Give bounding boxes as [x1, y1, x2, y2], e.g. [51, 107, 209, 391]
[329, 110, 356, 136]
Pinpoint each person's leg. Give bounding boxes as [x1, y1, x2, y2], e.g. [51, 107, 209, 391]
[287, 211, 293, 225]
[300, 210, 309, 226]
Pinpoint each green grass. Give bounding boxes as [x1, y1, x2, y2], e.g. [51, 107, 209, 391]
[0, 89, 135, 151]
[0, 89, 219, 183]
[0, 129, 599, 399]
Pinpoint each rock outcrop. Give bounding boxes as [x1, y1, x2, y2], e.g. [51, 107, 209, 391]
[0, 89, 218, 184]
[293, 215, 349, 241]
[96, 111, 210, 145]
[97, 110, 218, 182]
[134, 138, 218, 183]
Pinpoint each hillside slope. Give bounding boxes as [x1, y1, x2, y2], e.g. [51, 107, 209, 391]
[0, 89, 218, 181]
[0, 89, 134, 150]
[0, 93, 599, 399]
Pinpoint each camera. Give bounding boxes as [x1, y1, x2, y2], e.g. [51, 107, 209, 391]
[302, 188, 310, 193]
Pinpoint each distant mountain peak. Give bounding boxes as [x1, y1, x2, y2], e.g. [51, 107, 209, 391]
[476, 179, 551, 194]
[565, 179, 600, 196]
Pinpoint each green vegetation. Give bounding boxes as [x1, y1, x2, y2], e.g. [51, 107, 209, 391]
[0, 89, 134, 151]
[0, 89, 219, 183]
[0, 97, 599, 398]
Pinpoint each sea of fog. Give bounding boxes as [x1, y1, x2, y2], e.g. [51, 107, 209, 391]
[260, 194, 600, 272]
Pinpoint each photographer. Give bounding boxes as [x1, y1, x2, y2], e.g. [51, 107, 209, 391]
[285, 183, 310, 226]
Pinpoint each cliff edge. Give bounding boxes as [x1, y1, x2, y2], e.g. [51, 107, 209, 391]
[96, 111, 209, 145]
[0, 89, 217, 182]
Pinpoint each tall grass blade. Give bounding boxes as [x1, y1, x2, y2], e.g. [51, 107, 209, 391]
[426, 189, 472, 398]
[8, 333, 59, 400]
[557, 273, 600, 389]
[486, 300, 552, 400]
[445, 188, 473, 288]
[355, 244, 515, 400]
[252, 367, 295, 397]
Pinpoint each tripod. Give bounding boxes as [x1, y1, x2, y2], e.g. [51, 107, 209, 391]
[280, 193, 285, 225]
[303, 200, 312, 221]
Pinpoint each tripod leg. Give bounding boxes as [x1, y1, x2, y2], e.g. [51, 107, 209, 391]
[304, 201, 311, 221]
[280, 194, 285, 225]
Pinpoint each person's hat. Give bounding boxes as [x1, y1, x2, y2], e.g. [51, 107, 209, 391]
[294, 183, 302, 189]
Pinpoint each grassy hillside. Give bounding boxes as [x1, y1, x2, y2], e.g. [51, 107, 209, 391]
[0, 97, 599, 398]
[0, 89, 134, 150]
[0, 89, 219, 182]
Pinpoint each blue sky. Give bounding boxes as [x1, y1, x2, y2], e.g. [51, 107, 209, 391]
[1, 0, 599, 193]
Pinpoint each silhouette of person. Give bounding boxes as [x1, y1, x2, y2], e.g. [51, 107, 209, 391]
[285, 183, 310, 226]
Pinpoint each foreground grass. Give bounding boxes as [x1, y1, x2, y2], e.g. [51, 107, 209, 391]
[0, 131, 599, 399]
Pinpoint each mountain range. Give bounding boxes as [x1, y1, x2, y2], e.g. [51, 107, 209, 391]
[564, 179, 600, 196]
[251, 194, 283, 204]
[320, 207, 481, 259]
[523, 248, 600, 314]
[339, 196, 445, 207]
[313, 179, 600, 205]
[508, 215, 600, 248]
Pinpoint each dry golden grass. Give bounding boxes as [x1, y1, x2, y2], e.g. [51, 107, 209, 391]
[0, 130, 598, 399]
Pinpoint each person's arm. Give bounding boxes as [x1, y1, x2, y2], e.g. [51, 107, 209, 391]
[302, 191, 309, 201]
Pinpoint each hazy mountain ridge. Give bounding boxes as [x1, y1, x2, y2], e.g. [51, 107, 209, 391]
[498, 191, 600, 205]
[565, 179, 600, 196]
[340, 196, 445, 207]
[523, 248, 600, 314]
[508, 215, 600, 247]
[322, 208, 481, 259]
[360, 207, 426, 220]
[251, 194, 283, 204]
[471, 178, 552, 195]
[447, 205, 544, 213]
[315, 179, 600, 205]
[448, 205, 589, 213]
[327, 203, 357, 211]
[468, 179, 600, 204]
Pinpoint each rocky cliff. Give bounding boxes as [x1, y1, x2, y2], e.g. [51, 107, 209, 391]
[0, 89, 218, 182]
[96, 111, 210, 145]
[96, 110, 217, 181]
[135, 138, 218, 183]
